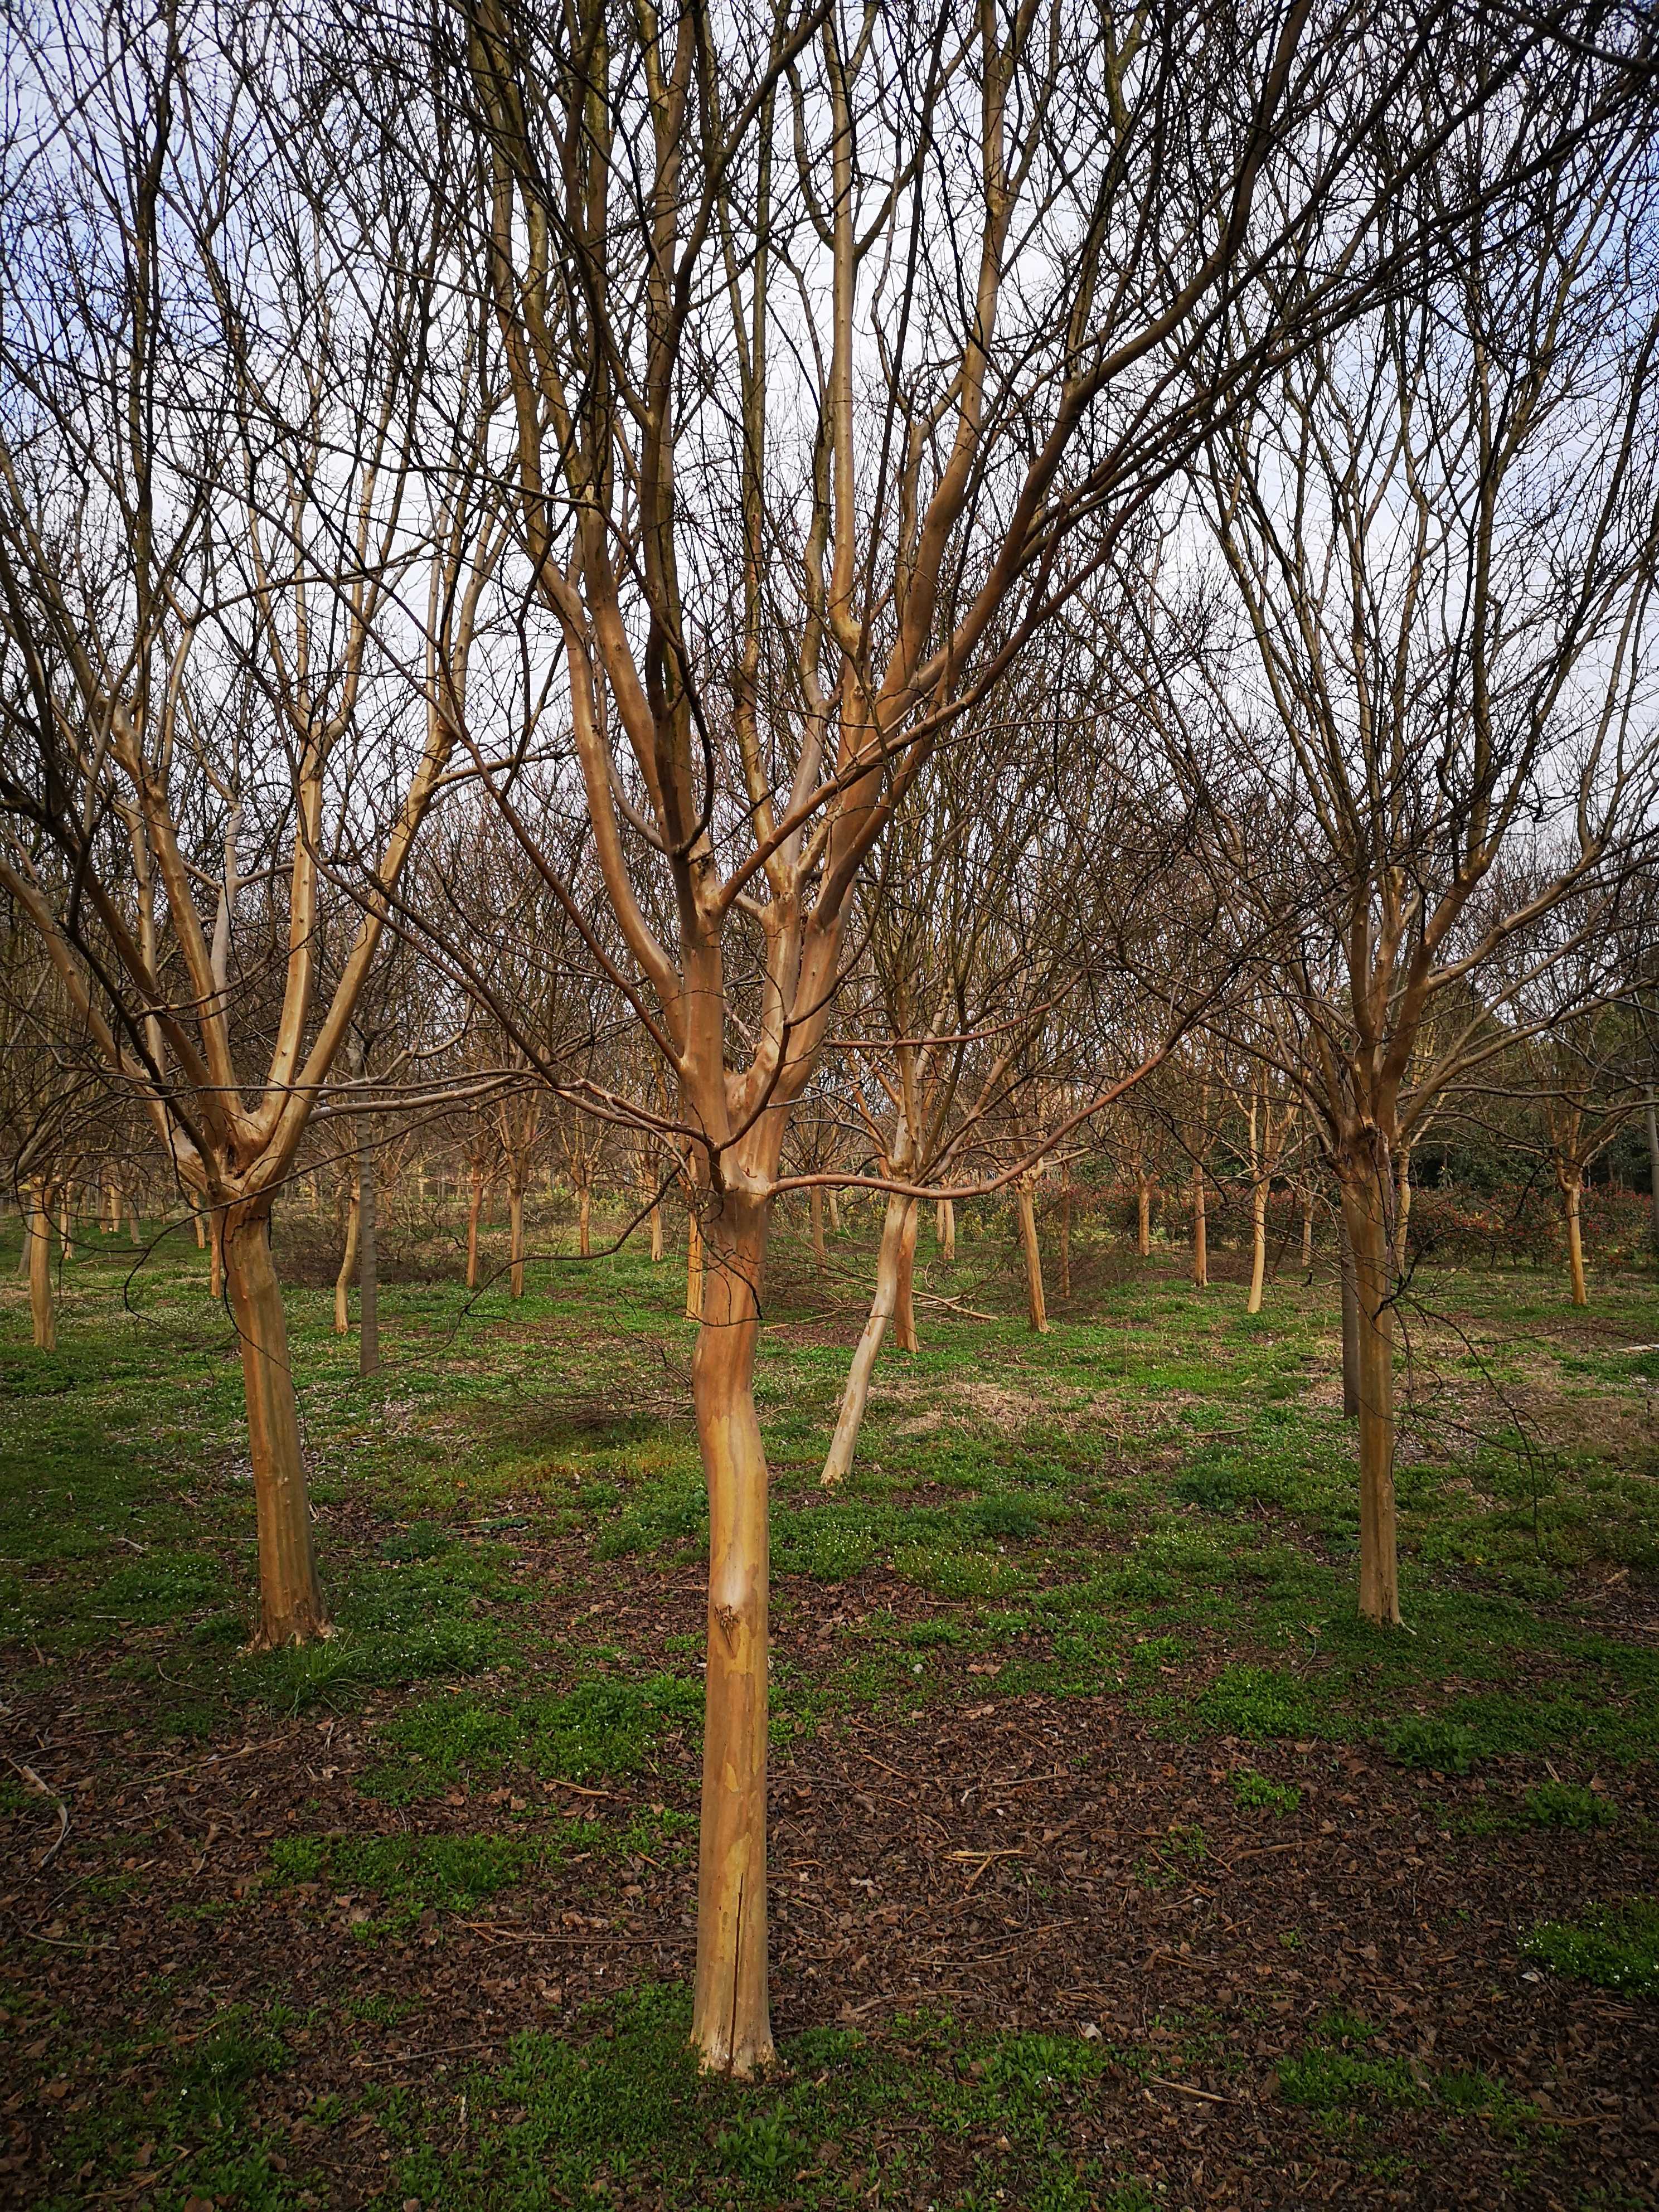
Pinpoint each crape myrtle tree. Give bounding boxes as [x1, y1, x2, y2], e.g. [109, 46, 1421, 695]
[0, 6, 499, 1645]
[1154, 94, 1659, 1625]
[817, 665, 1207, 1486]
[331, 0, 1646, 2072]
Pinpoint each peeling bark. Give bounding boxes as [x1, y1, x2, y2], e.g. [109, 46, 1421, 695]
[223, 1207, 329, 1648]
[691, 1187, 774, 2076]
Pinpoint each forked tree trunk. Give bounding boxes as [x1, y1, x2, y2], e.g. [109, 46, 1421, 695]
[686, 1208, 704, 1320]
[28, 1178, 55, 1350]
[1246, 1181, 1268, 1314]
[1337, 1221, 1360, 1419]
[1339, 1176, 1400, 1627]
[466, 1162, 483, 1290]
[893, 1199, 919, 1353]
[509, 1183, 526, 1298]
[1058, 1181, 1072, 1302]
[809, 1186, 826, 1274]
[222, 1207, 328, 1648]
[937, 1197, 955, 1263]
[821, 1192, 909, 1488]
[1191, 1161, 1207, 1288]
[691, 1186, 774, 2077]
[1561, 1171, 1587, 1306]
[358, 1148, 380, 1375]
[1136, 1178, 1152, 1257]
[1017, 1184, 1048, 1333]
[579, 1183, 592, 1259]
[334, 1184, 360, 1333]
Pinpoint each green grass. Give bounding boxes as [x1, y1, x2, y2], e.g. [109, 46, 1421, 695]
[381, 1983, 1161, 2211]
[1522, 1901, 1659, 1996]
[3, 1209, 1657, 2205]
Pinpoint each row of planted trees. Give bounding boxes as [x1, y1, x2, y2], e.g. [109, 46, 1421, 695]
[4, 0, 1659, 2077]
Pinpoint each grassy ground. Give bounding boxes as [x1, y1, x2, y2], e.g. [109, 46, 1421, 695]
[2, 1201, 1656, 2210]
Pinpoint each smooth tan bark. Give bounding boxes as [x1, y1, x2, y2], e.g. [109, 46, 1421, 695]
[827, 1189, 841, 1236]
[509, 1186, 526, 1298]
[1301, 1188, 1314, 1270]
[57, 1188, 72, 1259]
[809, 1186, 826, 1274]
[692, 1189, 774, 2076]
[1394, 1150, 1413, 1274]
[209, 1211, 224, 1300]
[937, 1197, 955, 1263]
[1246, 1182, 1268, 1314]
[1562, 1173, 1587, 1306]
[893, 1199, 919, 1353]
[1136, 1178, 1152, 1257]
[222, 1208, 329, 1648]
[1058, 1182, 1071, 1303]
[334, 1184, 359, 1333]
[1338, 1223, 1360, 1419]
[194, 1207, 207, 1250]
[1017, 1184, 1048, 1333]
[28, 1179, 55, 1350]
[686, 1209, 704, 1321]
[822, 1192, 909, 1488]
[1191, 1161, 1207, 1288]
[578, 1184, 592, 1259]
[651, 1200, 665, 1262]
[466, 1162, 483, 1289]
[1340, 1178, 1401, 1627]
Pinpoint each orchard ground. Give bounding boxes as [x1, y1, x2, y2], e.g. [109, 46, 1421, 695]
[2, 1205, 1657, 2211]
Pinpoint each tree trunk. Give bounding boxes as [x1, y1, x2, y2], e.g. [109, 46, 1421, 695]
[1340, 1178, 1400, 1627]
[1563, 1172, 1587, 1307]
[1246, 1181, 1268, 1313]
[579, 1183, 592, 1259]
[691, 1187, 774, 2077]
[1337, 1219, 1360, 1419]
[194, 1206, 207, 1251]
[938, 1197, 955, 1263]
[893, 1198, 919, 1353]
[57, 1187, 74, 1259]
[1646, 1090, 1659, 1254]
[1301, 1187, 1313, 1270]
[827, 1189, 841, 1236]
[809, 1186, 826, 1274]
[1394, 1149, 1413, 1275]
[1017, 1184, 1049, 1333]
[466, 1162, 483, 1289]
[1059, 1181, 1072, 1302]
[126, 1192, 142, 1244]
[1191, 1160, 1207, 1288]
[209, 1210, 225, 1300]
[686, 1207, 704, 1320]
[822, 1193, 909, 1487]
[334, 1185, 359, 1334]
[222, 1207, 329, 1648]
[358, 1147, 380, 1375]
[28, 1178, 55, 1350]
[510, 1184, 526, 1298]
[651, 1197, 664, 1262]
[1136, 1178, 1152, 1257]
